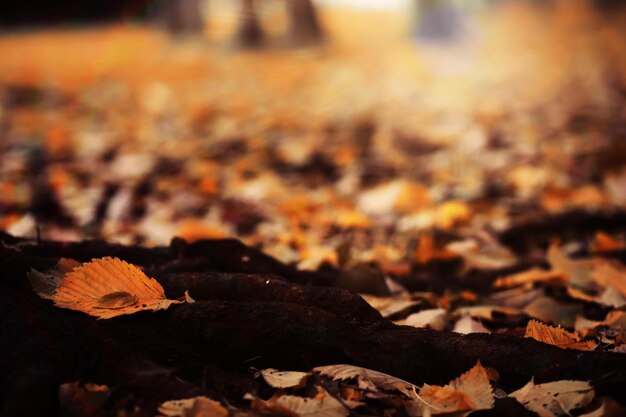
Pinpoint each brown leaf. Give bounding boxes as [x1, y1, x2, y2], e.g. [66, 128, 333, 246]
[525, 320, 596, 351]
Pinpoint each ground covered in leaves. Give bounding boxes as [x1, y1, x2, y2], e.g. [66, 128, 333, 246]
[1, 2, 626, 416]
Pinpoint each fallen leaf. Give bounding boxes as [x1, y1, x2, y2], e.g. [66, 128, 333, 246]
[592, 232, 624, 252]
[402, 309, 447, 331]
[30, 257, 182, 319]
[490, 285, 544, 308]
[509, 379, 594, 417]
[523, 296, 583, 328]
[592, 261, 626, 298]
[246, 391, 362, 417]
[455, 306, 521, 321]
[575, 311, 626, 333]
[547, 245, 594, 289]
[275, 394, 362, 417]
[493, 268, 564, 289]
[446, 239, 516, 271]
[261, 369, 310, 389]
[435, 201, 471, 229]
[410, 362, 494, 416]
[314, 364, 418, 398]
[158, 396, 228, 417]
[567, 286, 626, 308]
[453, 314, 491, 334]
[360, 295, 421, 319]
[27, 257, 82, 299]
[413, 235, 457, 264]
[525, 320, 596, 351]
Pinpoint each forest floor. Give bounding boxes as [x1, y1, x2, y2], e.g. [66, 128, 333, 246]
[1, 2, 626, 416]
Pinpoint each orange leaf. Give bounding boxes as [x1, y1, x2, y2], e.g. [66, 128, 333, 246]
[524, 320, 596, 351]
[416, 362, 494, 414]
[30, 257, 182, 319]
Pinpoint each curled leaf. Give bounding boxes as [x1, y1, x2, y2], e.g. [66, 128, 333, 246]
[525, 320, 596, 351]
[314, 364, 418, 398]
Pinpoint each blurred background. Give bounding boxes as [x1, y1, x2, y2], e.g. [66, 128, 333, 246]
[1, 0, 626, 273]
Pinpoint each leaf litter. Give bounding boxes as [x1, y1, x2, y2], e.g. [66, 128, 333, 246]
[3, 2, 626, 416]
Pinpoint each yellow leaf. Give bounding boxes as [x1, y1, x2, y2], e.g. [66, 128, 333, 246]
[524, 320, 596, 351]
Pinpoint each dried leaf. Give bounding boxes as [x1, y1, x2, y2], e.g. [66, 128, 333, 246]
[361, 295, 420, 318]
[410, 362, 494, 415]
[446, 239, 516, 271]
[493, 268, 564, 289]
[275, 394, 362, 417]
[547, 245, 594, 289]
[158, 396, 228, 417]
[592, 261, 626, 298]
[592, 232, 624, 252]
[567, 286, 626, 308]
[246, 391, 362, 417]
[261, 369, 310, 389]
[454, 306, 521, 320]
[403, 309, 447, 331]
[27, 258, 81, 299]
[31, 257, 182, 319]
[525, 320, 596, 351]
[453, 314, 490, 334]
[523, 296, 583, 328]
[575, 311, 626, 333]
[314, 364, 418, 398]
[510, 379, 594, 417]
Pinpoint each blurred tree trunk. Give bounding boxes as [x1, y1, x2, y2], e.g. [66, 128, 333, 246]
[157, 0, 205, 35]
[236, 0, 264, 47]
[286, 0, 323, 44]
[413, 0, 465, 41]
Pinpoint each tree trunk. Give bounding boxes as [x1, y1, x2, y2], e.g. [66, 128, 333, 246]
[157, 0, 205, 35]
[236, 0, 264, 48]
[286, 0, 323, 44]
